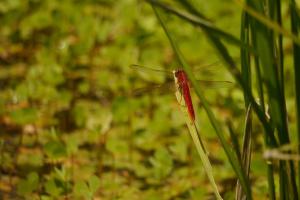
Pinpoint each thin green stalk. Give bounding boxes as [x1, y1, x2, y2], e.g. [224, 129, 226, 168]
[236, 104, 252, 200]
[252, 22, 276, 200]
[267, 162, 276, 200]
[274, 1, 298, 198]
[289, 0, 300, 198]
[250, 1, 276, 198]
[205, 31, 278, 147]
[240, 11, 251, 106]
[233, 0, 300, 45]
[174, 91, 222, 200]
[227, 121, 242, 160]
[246, 0, 298, 198]
[237, 11, 252, 200]
[275, 0, 284, 91]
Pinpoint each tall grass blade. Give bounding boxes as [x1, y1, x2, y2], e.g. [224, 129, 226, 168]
[236, 11, 252, 200]
[151, 5, 253, 200]
[235, 104, 252, 200]
[250, 13, 276, 200]
[226, 121, 242, 160]
[289, 0, 300, 198]
[233, 0, 300, 45]
[174, 89, 223, 200]
[245, 0, 283, 141]
[240, 10, 251, 106]
[246, 0, 298, 199]
[275, 0, 284, 92]
[277, 0, 299, 198]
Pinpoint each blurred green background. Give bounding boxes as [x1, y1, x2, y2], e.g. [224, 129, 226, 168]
[0, 0, 281, 199]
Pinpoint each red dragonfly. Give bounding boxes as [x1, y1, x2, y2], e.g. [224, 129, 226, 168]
[173, 69, 195, 122]
[130, 63, 231, 124]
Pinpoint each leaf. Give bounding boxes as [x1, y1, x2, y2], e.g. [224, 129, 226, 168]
[236, 104, 252, 200]
[174, 89, 222, 200]
[45, 178, 63, 197]
[149, 147, 173, 179]
[65, 135, 80, 155]
[73, 180, 90, 198]
[88, 175, 101, 195]
[106, 135, 129, 155]
[44, 141, 67, 159]
[17, 172, 39, 195]
[54, 167, 67, 181]
[9, 108, 38, 125]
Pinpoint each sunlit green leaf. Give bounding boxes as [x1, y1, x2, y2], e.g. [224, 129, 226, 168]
[149, 147, 173, 179]
[17, 172, 39, 195]
[44, 141, 67, 159]
[45, 178, 63, 197]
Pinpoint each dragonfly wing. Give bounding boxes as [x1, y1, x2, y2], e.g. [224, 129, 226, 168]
[194, 80, 233, 89]
[130, 64, 173, 75]
[192, 61, 221, 72]
[130, 81, 176, 97]
[192, 57, 240, 75]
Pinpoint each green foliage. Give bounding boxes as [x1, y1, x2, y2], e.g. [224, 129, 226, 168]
[17, 172, 39, 196]
[44, 141, 67, 159]
[1, 0, 299, 199]
[73, 175, 101, 199]
[149, 147, 173, 179]
[45, 177, 63, 198]
[9, 108, 38, 125]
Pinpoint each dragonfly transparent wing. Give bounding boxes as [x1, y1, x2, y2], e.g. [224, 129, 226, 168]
[195, 79, 233, 89]
[130, 79, 232, 97]
[130, 64, 173, 75]
[192, 61, 221, 72]
[130, 63, 220, 76]
[192, 57, 240, 76]
[130, 81, 175, 97]
[130, 63, 232, 97]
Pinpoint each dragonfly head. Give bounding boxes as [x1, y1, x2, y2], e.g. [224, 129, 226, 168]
[173, 69, 186, 86]
[173, 69, 182, 77]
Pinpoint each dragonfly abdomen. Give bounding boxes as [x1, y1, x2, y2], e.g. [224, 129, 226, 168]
[182, 83, 195, 122]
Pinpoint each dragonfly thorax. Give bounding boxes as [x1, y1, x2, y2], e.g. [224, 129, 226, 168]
[173, 69, 188, 86]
